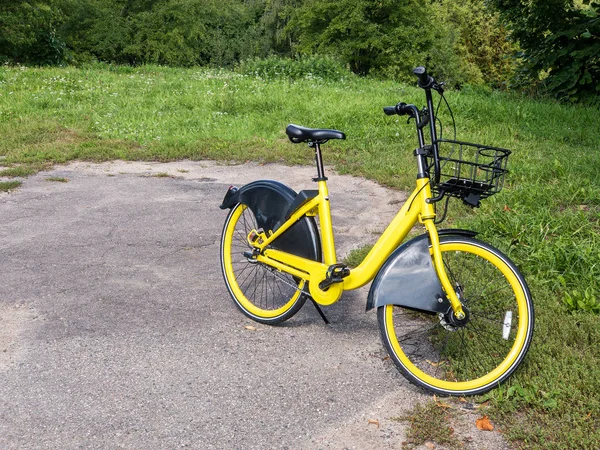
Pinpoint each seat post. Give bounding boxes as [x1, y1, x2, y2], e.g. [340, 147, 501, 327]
[310, 141, 327, 181]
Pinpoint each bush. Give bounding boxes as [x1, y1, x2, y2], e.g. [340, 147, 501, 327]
[288, 0, 435, 79]
[429, 0, 517, 89]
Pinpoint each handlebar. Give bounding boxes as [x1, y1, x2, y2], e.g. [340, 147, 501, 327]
[383, 66, 441, 185]
[382, 66, 439, 116]
[382, 102, 419, 117]
[413, 66, 434, 89]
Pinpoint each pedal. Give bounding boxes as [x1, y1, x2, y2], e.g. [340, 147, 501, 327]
[318, 264, 351, 291]
[243, 248, 260, 262]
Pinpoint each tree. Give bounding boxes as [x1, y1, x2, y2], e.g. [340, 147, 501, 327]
[489, 0, 600, 101]
[429, 0, 516, 88]
[58, 0, 132, 64]
[0, 0, 67, 64]
[288, 0, 435, 78]
[122, 0, 259, 67]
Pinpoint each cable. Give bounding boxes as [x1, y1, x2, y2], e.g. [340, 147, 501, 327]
[442, 92, 457, 141]
[434, 195, 451, 224]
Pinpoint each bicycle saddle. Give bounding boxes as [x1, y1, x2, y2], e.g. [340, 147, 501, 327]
[286, 124, 346, 144]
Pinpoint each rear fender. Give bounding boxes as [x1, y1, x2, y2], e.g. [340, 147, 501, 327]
[219, 180, 321, 261]
[366, 229, 477, 312]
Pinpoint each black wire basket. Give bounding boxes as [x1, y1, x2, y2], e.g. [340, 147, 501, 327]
[432, 139, 511, 207]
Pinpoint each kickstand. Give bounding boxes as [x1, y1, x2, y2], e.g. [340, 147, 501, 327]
[308, 296, 329, 324]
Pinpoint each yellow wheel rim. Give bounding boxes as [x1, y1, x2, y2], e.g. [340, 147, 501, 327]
[384, 240, 530, 393]
[222, 204, 303, 319]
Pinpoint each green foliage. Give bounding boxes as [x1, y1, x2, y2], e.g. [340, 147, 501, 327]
[429, 0, 517, 88]
[255, 0, 301, 56]
[560, 277, 600, 313]
[288, 0, 435, 79]
[123, 0, 259, 67]
[490, 0, 600, 102]
[236, 55, 351, 81]
[58, 0, 132, 64]
[0, 0, 68, 64]
[0, 0, 519, 90]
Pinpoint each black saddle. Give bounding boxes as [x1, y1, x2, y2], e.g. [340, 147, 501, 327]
[286, 124, 346, 144]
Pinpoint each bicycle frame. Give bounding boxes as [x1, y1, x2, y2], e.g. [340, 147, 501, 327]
[248, 176, 460, 315]
[242, 84, 465, 318]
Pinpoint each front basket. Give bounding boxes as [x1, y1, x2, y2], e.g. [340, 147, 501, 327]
[432, 139, 511, 206]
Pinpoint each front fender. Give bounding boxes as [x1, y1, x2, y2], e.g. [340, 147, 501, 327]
[219, 180, 321, 261]
[366, 229, 477, 313]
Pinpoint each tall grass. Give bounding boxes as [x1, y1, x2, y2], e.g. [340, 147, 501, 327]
[1, 63, 599, 448]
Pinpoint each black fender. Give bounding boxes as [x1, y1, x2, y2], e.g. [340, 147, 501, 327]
[366, 229, 477, 312]
[219, 180, 321, 261]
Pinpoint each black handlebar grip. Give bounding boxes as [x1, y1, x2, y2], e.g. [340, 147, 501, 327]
[413, 66, 434, 89]
[383, 102, 410, 116]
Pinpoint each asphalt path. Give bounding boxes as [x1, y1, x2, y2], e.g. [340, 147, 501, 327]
[0, 161, 509, 449]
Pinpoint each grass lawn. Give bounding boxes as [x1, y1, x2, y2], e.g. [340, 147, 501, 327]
[1, 63, 599, 448]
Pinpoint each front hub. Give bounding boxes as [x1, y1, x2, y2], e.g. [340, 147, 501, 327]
[439, 305, 470, 331]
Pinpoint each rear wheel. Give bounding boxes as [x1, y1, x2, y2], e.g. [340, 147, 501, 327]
[378, 236, 534, 396]
[221, 203, 307, 324]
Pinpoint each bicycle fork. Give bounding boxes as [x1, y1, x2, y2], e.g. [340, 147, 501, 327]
[424, 220, 466, 320]
[415, 178, 466, 320]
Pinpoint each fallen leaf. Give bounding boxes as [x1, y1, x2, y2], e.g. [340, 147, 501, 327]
[458, 397, 468, 403]
[426, 359, 445, 367]
[425, 441, 435, 449]
[244, 325, 257, 331]
[367, 419, 380, 428]
[432, 394, 452, 409]
[476, 415, 494, 431]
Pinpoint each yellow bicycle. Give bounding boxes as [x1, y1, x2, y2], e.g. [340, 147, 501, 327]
[219, 67, 534, 396]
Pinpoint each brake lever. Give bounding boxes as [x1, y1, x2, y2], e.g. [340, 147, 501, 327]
[433, 82, 446, 95]
[417, 108, 430, 129]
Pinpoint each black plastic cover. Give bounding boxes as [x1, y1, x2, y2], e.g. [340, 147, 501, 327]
[220, 180, 321, 261]
[366, 234, 448, 313]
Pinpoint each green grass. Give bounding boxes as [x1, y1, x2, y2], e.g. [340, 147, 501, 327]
[0, 180, 22, 192]
[394, 401, 463, 449]
[0, 164, 45, 177]
[1, 63, 599, 448]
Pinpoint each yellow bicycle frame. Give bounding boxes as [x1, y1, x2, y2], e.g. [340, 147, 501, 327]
[247, 176, 465, 318]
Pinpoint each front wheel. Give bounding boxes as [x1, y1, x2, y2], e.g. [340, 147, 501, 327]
[378, 236, 534, 396]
